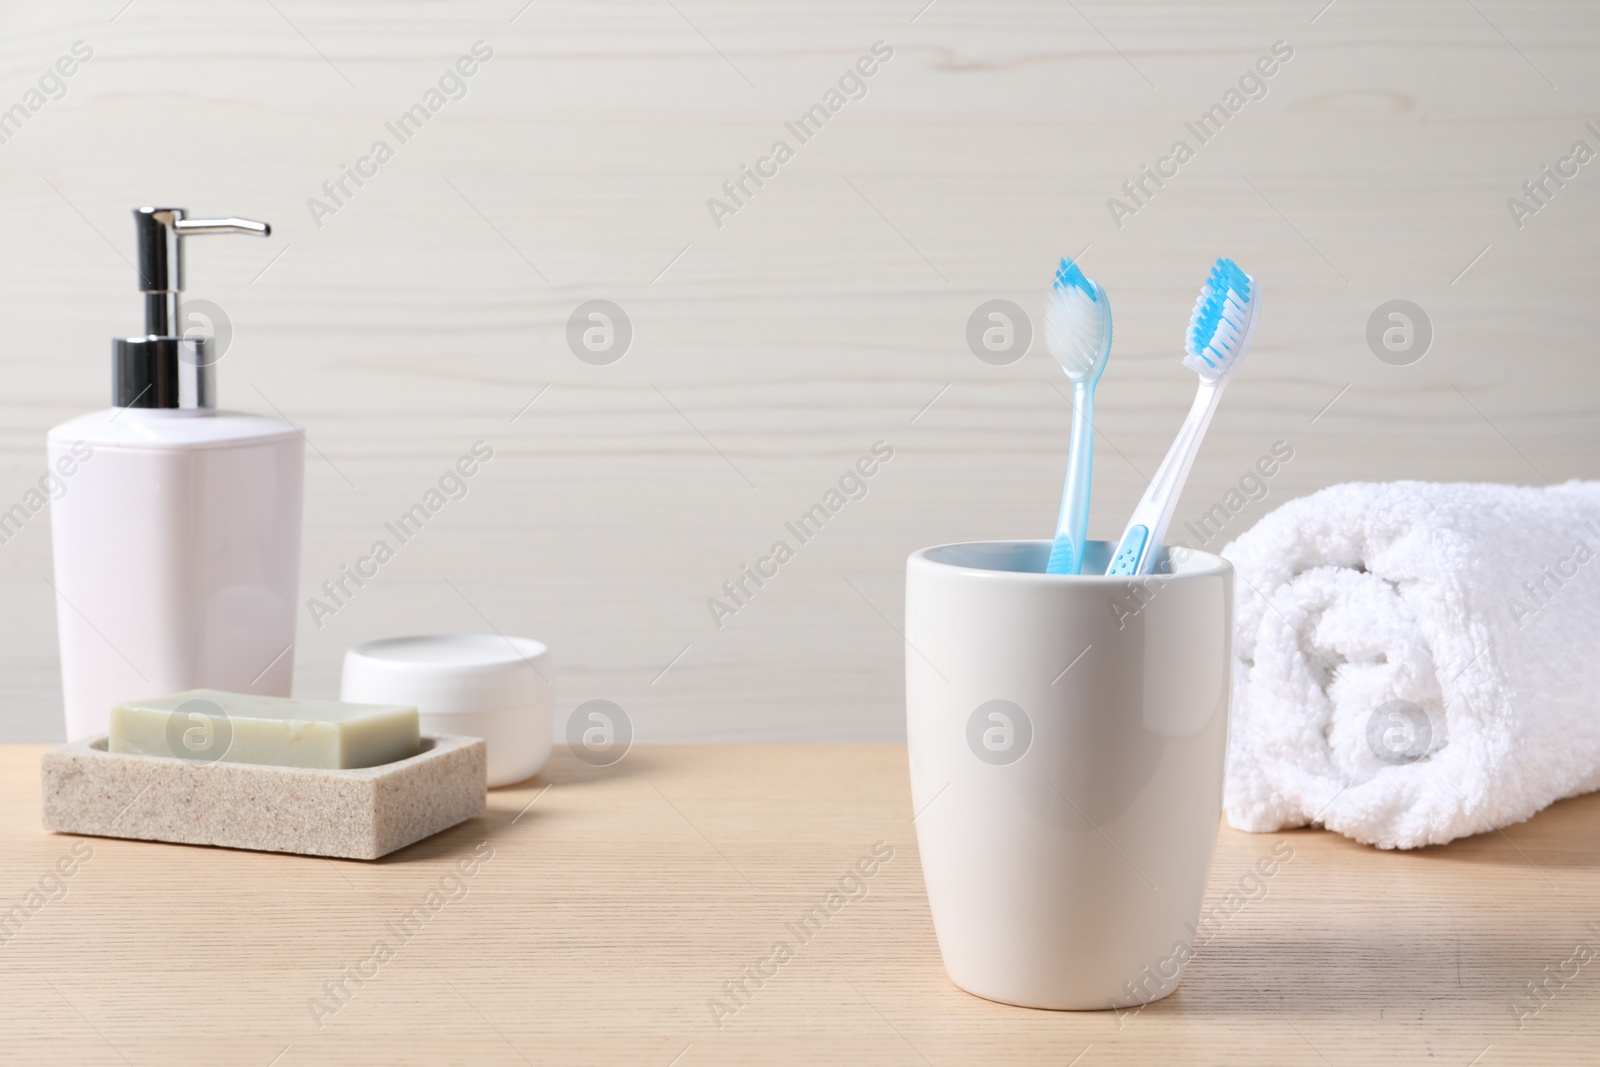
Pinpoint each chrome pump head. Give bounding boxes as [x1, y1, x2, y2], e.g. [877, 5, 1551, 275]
[112, 207, 271, 409]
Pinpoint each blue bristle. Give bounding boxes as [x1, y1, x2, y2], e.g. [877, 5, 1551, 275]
[1053, 257, 1098, 300]
[1187, 257, 1250, 362]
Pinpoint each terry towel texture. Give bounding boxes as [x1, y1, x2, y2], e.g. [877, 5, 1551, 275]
[1221, 480, 1600, 849]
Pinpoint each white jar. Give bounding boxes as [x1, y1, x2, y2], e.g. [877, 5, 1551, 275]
[341, 634, 552, 787]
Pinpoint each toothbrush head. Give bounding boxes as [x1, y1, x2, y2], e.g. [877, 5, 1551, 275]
[1184, 257, 1260, 383]
[1046, 257, 1112, 384]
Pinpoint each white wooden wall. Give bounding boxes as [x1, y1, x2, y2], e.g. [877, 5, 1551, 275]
[1, 1, 1595, 742]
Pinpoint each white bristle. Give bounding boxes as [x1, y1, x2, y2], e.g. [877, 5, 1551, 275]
[1045, 283, 1109, 380]
[1183, 283, 1254, 382]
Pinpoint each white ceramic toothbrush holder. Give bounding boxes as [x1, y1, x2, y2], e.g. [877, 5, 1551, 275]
[905, 539, 1232, 1011]
[341, 634, 552, 788]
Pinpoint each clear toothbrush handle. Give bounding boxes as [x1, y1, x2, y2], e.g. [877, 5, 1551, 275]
[1047, 381, 1095, 574]
[1107, 380, 1224, 576]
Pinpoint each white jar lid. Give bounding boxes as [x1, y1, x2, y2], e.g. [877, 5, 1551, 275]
[340, 633, 551, 714]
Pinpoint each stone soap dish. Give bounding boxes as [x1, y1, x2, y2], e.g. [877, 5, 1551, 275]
[41, 735, 486, 860]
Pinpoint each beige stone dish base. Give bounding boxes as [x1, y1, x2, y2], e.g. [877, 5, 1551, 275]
[40, 734, 486, 860]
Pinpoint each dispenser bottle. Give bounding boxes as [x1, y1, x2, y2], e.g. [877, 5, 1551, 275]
[48, 207, 304, 739]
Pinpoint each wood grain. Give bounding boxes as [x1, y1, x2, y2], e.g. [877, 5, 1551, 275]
[0, 2, 1597, 741]
[1, 743, 1598, 1064]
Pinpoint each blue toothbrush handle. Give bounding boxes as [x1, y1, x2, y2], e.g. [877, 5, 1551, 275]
[1105, 525, 1148, 576]
[1046, 381, 1095, 574]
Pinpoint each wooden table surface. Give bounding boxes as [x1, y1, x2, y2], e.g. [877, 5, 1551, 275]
[4, 744, 1599, 1065]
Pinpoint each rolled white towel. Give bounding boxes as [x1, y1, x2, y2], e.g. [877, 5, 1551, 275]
[1220, 480, 1600, 849]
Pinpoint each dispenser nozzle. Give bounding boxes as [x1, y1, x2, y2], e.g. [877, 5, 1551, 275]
[132, 207, 271, 336]
[173, 217, 272, 238]
[115, 206, 272, 409]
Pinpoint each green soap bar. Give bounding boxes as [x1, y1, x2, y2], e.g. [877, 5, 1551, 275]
[109, 689, 420, 770]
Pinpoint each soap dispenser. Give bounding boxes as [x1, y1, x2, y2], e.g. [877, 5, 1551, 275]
[48, 207, 305, 740]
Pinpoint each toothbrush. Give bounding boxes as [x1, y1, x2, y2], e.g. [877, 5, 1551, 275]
[1044, 257, 1113, 575]
[1106, 258, 1261, 577]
